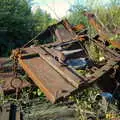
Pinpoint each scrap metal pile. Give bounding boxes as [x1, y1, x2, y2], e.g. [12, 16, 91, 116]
[4, 13, 120, 103]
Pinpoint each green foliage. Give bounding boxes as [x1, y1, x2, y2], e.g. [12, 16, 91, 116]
[33, 88, 45, 99]
[0, 0, 34, 40]
[85, 41, 105, 62]
[74, 87, 100, 120]
[68, 0, 120, 33]
[74, 86, 119, 120]
[33, 8, 56, 33]
[0, 0, 56, 56]
[68, 4, 88, 25]
[93, 1, 120, 31]
[0, 0, 34, 56]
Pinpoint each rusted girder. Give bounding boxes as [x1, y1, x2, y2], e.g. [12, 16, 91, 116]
[84, 12, 120, 49]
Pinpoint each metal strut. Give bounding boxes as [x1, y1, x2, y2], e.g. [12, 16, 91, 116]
[11, 49, 23, 99]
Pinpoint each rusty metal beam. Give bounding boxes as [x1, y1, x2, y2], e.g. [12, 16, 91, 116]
[88, 60, 118, 83]
[72, 24, 85, 31]
[84, 12, 120, 49]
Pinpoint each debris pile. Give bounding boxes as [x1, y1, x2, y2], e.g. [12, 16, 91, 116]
[8, 14, 120, 103]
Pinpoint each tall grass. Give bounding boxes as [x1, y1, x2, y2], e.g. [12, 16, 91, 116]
[68, 1, 120, 119]
[68, 0, 120, 32]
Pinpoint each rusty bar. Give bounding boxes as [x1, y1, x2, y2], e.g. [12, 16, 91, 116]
[88, 60, 118, 83]
[85, 12, 120, 49]
[62, 19, 76, 36]
[72, 24, 85, 31]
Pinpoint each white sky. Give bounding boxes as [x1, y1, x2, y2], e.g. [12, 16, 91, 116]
[31, 0, 111, 19]
[31, 0, 75, 19]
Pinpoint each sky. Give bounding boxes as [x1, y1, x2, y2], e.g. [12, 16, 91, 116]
[31, 0, 111, 19]
[31, 0, 75, 19]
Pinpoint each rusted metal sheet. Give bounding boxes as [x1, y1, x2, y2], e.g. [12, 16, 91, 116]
[18, 48, 76, 103]
[32, 47, 86, 87]
[55, 28, 73, 42]
[0, 58, 11, 67]
[63, 19, 76, 36]
[93, 39, 120, 59]
[72, 24, 85, 31]
[87, 60, 118, 83]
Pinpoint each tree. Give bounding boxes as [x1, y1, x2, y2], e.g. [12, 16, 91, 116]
[0, 0, 57, 56]
[0, 0, 34, 56]
[33, 8, 56, 33]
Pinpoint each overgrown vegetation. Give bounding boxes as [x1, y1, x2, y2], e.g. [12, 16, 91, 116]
[74, 87, 120, 120]
[68, 0, 120, 36]
[68, 1, 120, 119]
[0, 0, 120, 120]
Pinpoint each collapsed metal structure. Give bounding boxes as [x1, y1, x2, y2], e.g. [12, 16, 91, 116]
[11, 14, 120, 103]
